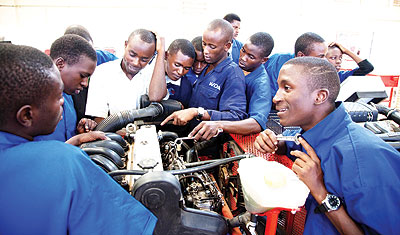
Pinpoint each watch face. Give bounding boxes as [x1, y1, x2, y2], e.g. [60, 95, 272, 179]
[327, 194, 341, 210]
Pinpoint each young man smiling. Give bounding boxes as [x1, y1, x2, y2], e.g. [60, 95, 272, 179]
[161, 19, 247, 129]
[255, 57, 400, 234]
[85, 29, 167, 123]
[189, 32, 275, 139]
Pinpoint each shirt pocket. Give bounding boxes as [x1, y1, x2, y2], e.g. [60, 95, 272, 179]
[198, 85, 220, 110]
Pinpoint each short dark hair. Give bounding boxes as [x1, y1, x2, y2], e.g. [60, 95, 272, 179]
[207, 19, 234, 43]
[294, 32, 325, 56]
[328, 44, 342, 53]
[64, 24, 93, 43]
[128, 29, 156, 45]
[223, 13, 241, 23]
[249, 32, 274, 58]
[0, 44, 57, 126]
[285, 57, 340, 104]
[50, 34, 97, 65]
[191, 36, 203, 52]
[168, 39, 196, 59]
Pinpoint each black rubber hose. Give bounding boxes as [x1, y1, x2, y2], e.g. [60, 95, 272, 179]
[108, 154, 251, 177]
[158, 131, 179, 142]
[95, 102, 163, 132]
[80, 140, 126, 158]
[82, 147, 124, 168]
[105, 132, 128, 151]
[375, 104, 400, 125]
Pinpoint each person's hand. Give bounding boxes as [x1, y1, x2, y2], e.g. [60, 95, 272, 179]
[189, 121, 223, 141]
[254, 129, 279, 153]
[329, 42, 348, 55]
[76, 118, 97, 134]
[290, 137, 326, 197]
[66, 131, 108, 146]
[153, 31, 165, 54]
[160, 108, 197, 126]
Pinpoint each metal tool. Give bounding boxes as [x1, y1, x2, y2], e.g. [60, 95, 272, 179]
[275, 133, 301, 145]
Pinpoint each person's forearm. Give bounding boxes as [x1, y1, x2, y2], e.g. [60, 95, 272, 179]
[343, 49, 363, 64]
[312, 189, 363, 234]
[353, 59, 374, 76]
[217, 118, 261, 135]
[148, 53, 167, 102]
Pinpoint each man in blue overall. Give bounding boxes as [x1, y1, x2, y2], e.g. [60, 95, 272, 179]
[255, 57, 400, 234]
[223, 13, 243, 64]
[0, 43, 157, 234]
[161, 19, 247, 129]
[35, 34, 106, 146]
[264, 32, 327, 96]
[165, 39, 196, 108]
[189, 32, 274, 139]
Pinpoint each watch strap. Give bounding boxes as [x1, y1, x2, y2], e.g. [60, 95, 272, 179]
[196, 107, 205, 120]
[314, 202, 329, 214]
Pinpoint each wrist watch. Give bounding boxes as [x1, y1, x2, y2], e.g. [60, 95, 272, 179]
[196, 107, 205, 121]
[314, 193, 341, 214]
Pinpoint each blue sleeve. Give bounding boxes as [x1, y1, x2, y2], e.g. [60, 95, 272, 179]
[341, 141, 400, 234]
[338, 69, 356, 83]
[247, 75, 272, 130]
[231, 39, 243, 64]
[264, 53, 294, 96]
[207, 69, 247, 121]
[96, 50, 118, 66]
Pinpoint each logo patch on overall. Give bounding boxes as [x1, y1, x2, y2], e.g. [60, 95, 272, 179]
[209, 82, 221, 90]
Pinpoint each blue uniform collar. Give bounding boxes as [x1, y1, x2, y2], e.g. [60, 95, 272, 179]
[245, 64, 265, 79]
[300, 102, 351, 155]
[210, 56, 233, 74]
[0, 131, 29, 149]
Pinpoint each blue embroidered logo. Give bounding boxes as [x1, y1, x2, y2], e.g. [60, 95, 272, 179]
[209, 82, 220, 90]
[168, 87, 175, 95]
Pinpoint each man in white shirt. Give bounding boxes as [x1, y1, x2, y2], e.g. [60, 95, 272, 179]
[85, 29, 167, 123]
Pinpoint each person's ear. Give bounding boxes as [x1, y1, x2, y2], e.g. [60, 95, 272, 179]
[54, 57, 66, 71]
[124, 40, 128, 48]
[315, 89, 329, 105]
[16, 105, 34, 127]
[261, 57, 269, 64]
[165, 51, 169, 60]
[296, 51, 305, 57]
[224, 41, 232, 52]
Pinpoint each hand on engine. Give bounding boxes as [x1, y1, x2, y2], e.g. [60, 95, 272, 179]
[77, 118, 97, 134]
[189, 121, 223, 141]
[160, 108, 198, 126]
[66, 131, 108, 146]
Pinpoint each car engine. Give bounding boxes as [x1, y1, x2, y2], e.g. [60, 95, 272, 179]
[80, 99, 251, 235]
